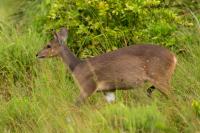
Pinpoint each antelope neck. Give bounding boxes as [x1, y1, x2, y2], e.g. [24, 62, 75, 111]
[60, 45, 81, 71]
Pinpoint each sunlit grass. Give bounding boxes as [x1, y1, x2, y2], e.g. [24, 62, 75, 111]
[0, 1, 200, 132]
[0, 23, 200, 133]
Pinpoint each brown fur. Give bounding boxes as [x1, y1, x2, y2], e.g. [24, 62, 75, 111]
[36, 28, 177, 105]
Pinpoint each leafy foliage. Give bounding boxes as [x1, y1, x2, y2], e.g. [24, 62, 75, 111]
[36, 0, 193, 57]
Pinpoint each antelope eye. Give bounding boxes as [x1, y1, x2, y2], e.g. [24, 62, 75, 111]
[47, 45, 51, 48]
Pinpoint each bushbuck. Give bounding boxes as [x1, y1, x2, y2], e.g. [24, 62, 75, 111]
[36, 28, 177, 105]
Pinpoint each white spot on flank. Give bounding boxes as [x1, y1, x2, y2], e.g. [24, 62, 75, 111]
[105, 92, 115, 103]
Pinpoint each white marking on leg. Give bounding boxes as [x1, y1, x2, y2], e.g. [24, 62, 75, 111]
[105, 92, 115, 103]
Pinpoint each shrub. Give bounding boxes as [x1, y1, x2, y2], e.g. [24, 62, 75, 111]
[36, 0, 191, 57]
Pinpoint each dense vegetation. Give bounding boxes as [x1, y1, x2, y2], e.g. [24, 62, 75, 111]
[0, 0, 200, 132]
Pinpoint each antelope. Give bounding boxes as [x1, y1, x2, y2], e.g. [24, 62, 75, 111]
[36, 28, 177, 105]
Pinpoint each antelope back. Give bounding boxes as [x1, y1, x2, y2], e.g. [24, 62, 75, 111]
[73, 45, 177, 94]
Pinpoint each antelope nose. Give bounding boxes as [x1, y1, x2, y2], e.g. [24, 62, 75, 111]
[36, 53, 38, 57]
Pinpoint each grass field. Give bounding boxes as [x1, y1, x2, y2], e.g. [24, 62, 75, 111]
[0, 0, 200, 133]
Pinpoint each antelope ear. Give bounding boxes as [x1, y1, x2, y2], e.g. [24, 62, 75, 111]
[56, 27, 68, 43]
[53, 30, 59, 41]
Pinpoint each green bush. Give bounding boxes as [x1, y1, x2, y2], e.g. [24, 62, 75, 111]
[34, 0, 192, 57]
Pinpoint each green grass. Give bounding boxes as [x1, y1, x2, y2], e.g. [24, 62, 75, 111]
[0, 0, 200, 132]
[0, 24, 200, 133]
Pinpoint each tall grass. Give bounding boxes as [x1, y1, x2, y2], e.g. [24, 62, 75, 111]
[0, 23, 200, 133]
[0, 0, 200, 133]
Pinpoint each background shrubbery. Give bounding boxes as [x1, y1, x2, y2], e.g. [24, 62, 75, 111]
[11, 0, 198, 56]
[0, 0, 200, 132]
[32, 0, 194, 57]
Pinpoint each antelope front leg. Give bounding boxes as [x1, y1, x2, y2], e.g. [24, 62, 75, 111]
[75, 87, 96, 106]
[75, 80, 97, 106]
[75, 91, 89, 106]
